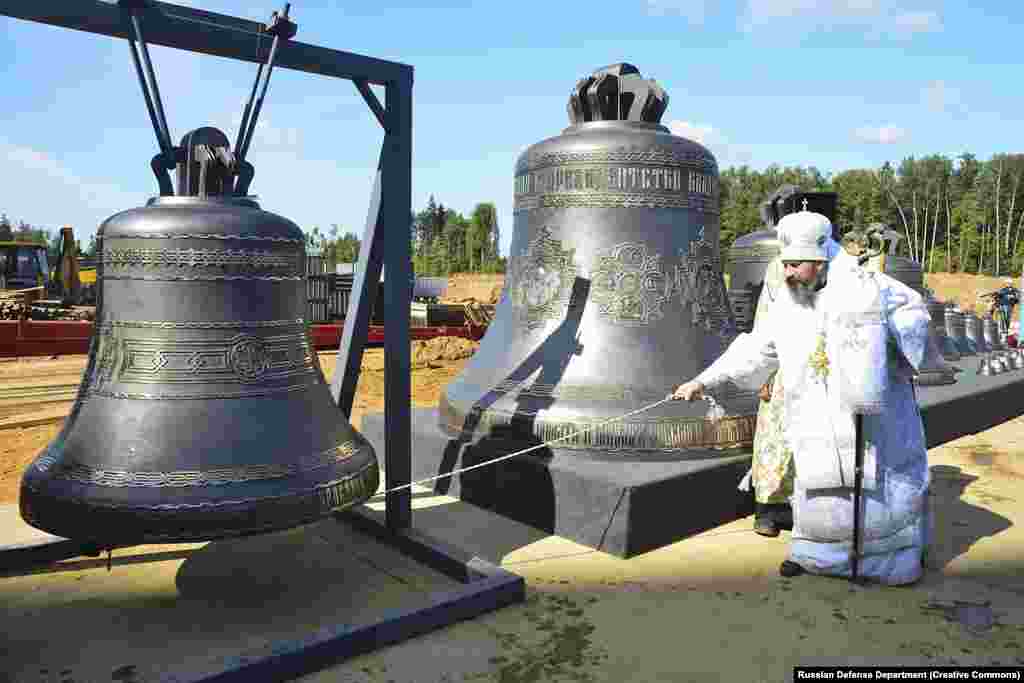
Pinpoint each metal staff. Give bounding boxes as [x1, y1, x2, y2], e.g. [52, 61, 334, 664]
[842, 225, 887, 585]
[851, 412, 865, 583]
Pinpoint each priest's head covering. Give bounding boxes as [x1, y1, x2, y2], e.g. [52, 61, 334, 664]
[777, 202, 840, 262]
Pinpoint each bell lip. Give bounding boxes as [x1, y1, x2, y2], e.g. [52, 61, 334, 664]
[18, 452, 380, 546]
[144, 196, 261, 209]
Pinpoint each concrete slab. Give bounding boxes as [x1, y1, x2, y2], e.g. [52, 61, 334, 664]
[0, 518, 462, 683]
[0, 502, 62, 547]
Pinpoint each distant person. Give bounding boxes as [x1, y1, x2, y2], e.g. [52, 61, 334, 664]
[672, 210, 932, 584]
[744, 257, 795, 537]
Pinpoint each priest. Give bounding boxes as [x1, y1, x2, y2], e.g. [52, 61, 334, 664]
[673, 208, 932, 584]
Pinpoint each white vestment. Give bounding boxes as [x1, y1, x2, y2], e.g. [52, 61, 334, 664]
[696, 249, 932, 585]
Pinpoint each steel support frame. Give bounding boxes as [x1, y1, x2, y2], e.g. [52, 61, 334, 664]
[0, 4, 523, 679]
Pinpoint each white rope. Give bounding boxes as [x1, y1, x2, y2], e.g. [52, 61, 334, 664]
[372, 394, 722, 497]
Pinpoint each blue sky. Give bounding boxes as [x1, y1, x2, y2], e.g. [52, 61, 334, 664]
[1, 0, 1022, 258]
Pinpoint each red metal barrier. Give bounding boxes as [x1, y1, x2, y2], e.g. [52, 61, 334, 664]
[1, 320, 486, 358]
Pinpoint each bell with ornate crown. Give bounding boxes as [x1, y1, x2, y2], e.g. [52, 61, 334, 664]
[440, 63, 758, 458]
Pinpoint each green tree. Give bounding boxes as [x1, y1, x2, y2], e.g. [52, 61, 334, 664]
[468, 202, 498, 272]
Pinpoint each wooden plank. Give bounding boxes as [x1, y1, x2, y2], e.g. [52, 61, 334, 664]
[0, 405, 70, 431]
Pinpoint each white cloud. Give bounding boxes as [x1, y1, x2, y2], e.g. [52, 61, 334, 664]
[740, 0, 942, 39]
[885, 10, 942, 38]
[922, 79, 963, 114]
[669, 121, 723, 146]
[645, 0, 710, 24]
[0, 138, 143, 235]
[853, 124, 908, 144]
[668, 120, 754, 166]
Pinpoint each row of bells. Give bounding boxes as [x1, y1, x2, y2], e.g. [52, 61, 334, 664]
[22, 63, 995, 548]
[723, 188, 1023, 386]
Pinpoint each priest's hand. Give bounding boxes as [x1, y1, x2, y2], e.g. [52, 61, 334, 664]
[671, 381, 705, 401]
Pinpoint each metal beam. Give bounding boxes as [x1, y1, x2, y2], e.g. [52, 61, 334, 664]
[141, 1, 266, 36]
[332, 147, 385, 417]
[0, 0, 412, 86]
[381, 74, 413, 531]
[353, 78, 387, 131]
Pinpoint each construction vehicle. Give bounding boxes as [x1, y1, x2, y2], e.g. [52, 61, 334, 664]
[49, 226, 83, 304]
[0, 238, 50, 303]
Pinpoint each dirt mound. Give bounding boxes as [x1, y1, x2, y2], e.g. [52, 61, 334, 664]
[412, 336, 480, 369]
[442, 273, 505, 304]
[924, 272, 1021, 322]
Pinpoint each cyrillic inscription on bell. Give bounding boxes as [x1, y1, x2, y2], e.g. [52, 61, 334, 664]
[439, 63, 757, 458]
[20, 127, 379, 546]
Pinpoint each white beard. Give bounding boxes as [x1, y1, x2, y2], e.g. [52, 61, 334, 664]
[784, 266, 829, 309]
[785, 280, 823, 309]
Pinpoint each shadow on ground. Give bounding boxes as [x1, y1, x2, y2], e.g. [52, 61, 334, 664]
[927, 464, 1013, 571]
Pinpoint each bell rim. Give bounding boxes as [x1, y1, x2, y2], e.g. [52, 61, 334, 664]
[18, 455, 380, 546]
[559, 120, 671, 135]
[144, 195, 262, 209]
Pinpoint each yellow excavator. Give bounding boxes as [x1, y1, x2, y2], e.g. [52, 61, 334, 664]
[50, 226, 84, 304]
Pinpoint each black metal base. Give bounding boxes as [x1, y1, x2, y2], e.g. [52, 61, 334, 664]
[150, 507, 525, 683]
[916, 367, 1024, 447]
[361, 408, 755, 559]
[0, 507, 525, 683]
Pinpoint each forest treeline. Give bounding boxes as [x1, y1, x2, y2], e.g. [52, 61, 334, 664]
[4, 151, 1023, 277]
[720, 153, 1024, 277]
[303, 197, 505, 276]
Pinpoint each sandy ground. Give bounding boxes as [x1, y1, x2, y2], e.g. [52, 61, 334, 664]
[0, 338, 478, 506]
[925, 272, 1021, 322]
[442, 273, 504, 303]
[2, 272, 1024, 682]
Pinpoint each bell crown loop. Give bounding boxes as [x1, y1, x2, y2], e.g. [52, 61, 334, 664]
[567, 63, 669, 125]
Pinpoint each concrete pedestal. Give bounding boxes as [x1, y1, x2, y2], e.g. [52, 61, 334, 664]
[361, 408, 753, 559]
[362, 370, 1024, 559]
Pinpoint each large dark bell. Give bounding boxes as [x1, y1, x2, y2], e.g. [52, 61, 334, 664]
[20, 128, 378, 546]
[440, 64, 757, 460]
[725, 186, 838, 333]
